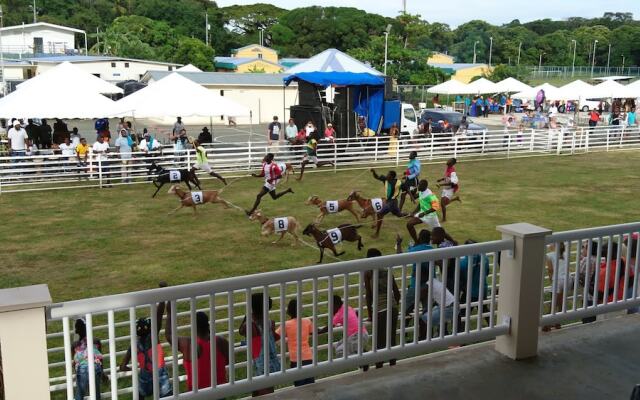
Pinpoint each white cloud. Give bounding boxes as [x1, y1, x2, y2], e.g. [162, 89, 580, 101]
[214, 0, 640, 27]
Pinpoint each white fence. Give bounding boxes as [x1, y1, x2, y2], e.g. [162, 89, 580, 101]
[1, 125, 639, 194]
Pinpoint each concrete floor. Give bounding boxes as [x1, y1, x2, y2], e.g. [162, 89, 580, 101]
[265, 314, 640, 400]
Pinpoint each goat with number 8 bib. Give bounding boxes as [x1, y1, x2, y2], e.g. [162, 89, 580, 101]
[167, 185, 230, 214]
[248, 210, 300, 246]
[302, 223, 363, 263]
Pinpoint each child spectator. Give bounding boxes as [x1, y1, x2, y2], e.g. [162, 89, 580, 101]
[72, 318, 104, 400]
[276, 299, 315, 386]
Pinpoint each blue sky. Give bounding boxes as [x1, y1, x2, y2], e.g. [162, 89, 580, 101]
[215, 0, 640, 27]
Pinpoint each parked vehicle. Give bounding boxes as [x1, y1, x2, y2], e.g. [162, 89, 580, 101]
[579, 100, 610, 112]
[419, 109, 486, 135]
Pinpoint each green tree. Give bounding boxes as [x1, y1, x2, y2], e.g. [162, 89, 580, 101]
[483, 64, 530, 83]
[172, 37, 214, 71]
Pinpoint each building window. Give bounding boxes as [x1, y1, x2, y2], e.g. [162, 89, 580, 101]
[220, 90, 224, 96]
[168, 66, 173, 71]
[111, 62, 116, 68]
[124, 62, 130, 68]
[258, 53, 263, 59]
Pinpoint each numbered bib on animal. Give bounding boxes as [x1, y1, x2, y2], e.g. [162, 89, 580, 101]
[371, 198, 384, 212]
[191, 191, 204, 204]
[327, 228, 342, 244]
[274, 217, 289, 233]
[169, 170, 181, 182]
[326, 200, 339, 213]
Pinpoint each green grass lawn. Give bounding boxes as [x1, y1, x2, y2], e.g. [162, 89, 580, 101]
[2, 151, 639, 302]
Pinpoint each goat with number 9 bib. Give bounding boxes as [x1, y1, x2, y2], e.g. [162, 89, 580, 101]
[302, 223, 363, 263]
[167, 185, 230, 214]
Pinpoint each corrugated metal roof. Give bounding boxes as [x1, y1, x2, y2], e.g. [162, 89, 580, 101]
[25, 55, 181, 66]
[0, 22, 85, 34]
[144, 71, 293, 87]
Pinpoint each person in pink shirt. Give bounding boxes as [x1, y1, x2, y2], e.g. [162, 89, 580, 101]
[323, 123, 336, 142]
[318, 295, 369, 370]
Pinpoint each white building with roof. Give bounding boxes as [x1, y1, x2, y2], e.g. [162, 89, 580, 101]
[141, 71, 298, 124]
[0, 22, 86, 56]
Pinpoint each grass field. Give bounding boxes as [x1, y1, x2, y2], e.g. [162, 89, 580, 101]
[2, 151, 640, 302]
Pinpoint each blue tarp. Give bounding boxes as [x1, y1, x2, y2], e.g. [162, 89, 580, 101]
[284, 72, 385, 86]
[353, 87, 384, 132]
[382, 100, 401, 130]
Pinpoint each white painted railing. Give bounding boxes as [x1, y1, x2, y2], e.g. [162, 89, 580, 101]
[1, 125, 639, 194]
[45, 239, 512, 399]
[541, 222, 640, 326]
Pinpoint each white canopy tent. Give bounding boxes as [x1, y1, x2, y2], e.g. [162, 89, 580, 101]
[587, 80, 636, 99]
[16, 61, 123, 94]
[459, 78, 498, 94]
[624, 79, 640, 97]
[113, 73, 250, 118]
[494, 77, 531, 93]
[557, 80, 593, 100]
[0, 80, 117, 119]
[426, 79, 468, 95]
[512, 83, 562, 101]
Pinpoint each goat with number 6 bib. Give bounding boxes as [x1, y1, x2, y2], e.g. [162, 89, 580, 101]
[167, 185, 230, 214]
[249, 210, 300, 246]
[302, 223, 363, 263]
[304, 195, 360, 224]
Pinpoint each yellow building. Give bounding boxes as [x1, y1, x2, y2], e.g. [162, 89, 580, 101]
[427, 52, 455, 65]
[214, 44, 284, 73]
[428, 62, 492, 84]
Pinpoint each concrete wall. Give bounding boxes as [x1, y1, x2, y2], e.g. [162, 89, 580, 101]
[236, 60, 283, 74]
[207, 85, 298, 124]
[236, 45, 278, 64]
[35, 62, 177, 82]
[1, 27, 75, 54]
[453, 65, 492, 83]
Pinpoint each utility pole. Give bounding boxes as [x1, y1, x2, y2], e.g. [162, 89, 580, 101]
[517, 42, 522, 65]
[403, 0, 407, 14]
[606, 43, 611, 73]
[32, 0, 37, 23]
[205, 12, 209, 46]
[473, 40, 479, 64]
[622, 55, 625, 75]
[96, 27, 100, 55]
[488, 36, 493, 67]
[0, 5, 5, 96]
[383, 24, 392, 76]
[571, 39, 576, 78]
[591, 39, 598, 78]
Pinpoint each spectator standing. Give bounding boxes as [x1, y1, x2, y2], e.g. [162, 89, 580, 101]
[197, 127, 212, 144]
[94, 118, 110, 143]
[119, 300, 172, 399]
[7, 120, 28, 159]
[626, 107, 637, 129]
[165, 301, 230, 392]
[25, 119, 39, 148]
[76, 138, 90, 176]
[70, 127, 81, 148]
[53, 118, 69, 144]
[285, 118, 298, 143]
[458, 240, 490, 331]
[115, 129, 133, 183]
[268, 116, 282, 145]
[275, 299, 315, 387]
[365, 248, 400, 369]
[240, 293, 281, 396]
[72, 318, 104, 400]
[318, 295, 369, 368]
[170, 129, 188, 166]
[172, 117, 185, 135]
[396, 231, 433, 316]
[139, 130, 161, 154]
[92, 136, 111, 185]
[304, 121, 317, 138]
[588, 110, 600, 131]
[126, 121, 140, 145]
[543, 242, 568, 331]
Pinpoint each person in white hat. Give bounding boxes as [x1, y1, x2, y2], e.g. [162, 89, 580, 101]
[7, 120, 29, 160]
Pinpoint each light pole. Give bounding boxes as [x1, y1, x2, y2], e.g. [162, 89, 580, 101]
[539, 51, 544, 77]
[488, 36, 493, 67]
[571, 39, 577, 77]
[32, 0, 36, 23]
[606, 43, 611, 73]
[258, 28, 264, 47]
[473, 40, 479, 64]
[590, 39, 598, 78]
[383, 24, 392, 76]
[205, 12, 209, 46]
[517, 42, 522, 65]
[622, 55, 625, 75]
[0, 5, 5, 97]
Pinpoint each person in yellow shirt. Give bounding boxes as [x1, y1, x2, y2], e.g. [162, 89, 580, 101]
[75, 138, 90, 175]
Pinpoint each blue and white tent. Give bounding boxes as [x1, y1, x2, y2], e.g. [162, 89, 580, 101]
[283, 48, 385, 86]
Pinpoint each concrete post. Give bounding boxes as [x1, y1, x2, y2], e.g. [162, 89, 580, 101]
[495, 223, 551, 360]
[0, 285, 51, 400]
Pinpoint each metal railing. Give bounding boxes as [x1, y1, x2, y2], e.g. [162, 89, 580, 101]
[46, 240, 512, 399]
[528, 65, 640, 79]
[2, 125, 639, 194]
[541, 222, 640, 326]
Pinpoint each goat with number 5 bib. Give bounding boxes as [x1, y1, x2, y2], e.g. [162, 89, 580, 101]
[167, 185, 230, 214]
[302, 223, 363, 263]
[248, 210, 300, 246]
[304, 195, 360, 224]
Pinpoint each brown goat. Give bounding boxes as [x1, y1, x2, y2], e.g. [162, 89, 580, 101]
[304, 195, 360, 224]
[249, 210, 300, 246]
[347, 190, 386, 222]
[302, 223, 363, 263]
[168, 185, 230, 214]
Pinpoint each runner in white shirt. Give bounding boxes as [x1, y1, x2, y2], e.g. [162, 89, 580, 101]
[245, 153, 294, 216]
